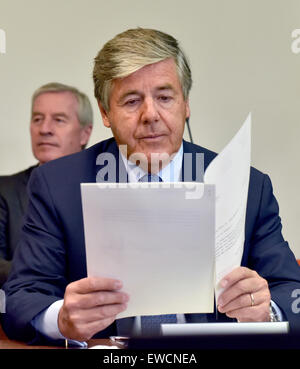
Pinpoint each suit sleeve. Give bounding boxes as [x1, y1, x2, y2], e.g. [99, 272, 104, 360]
[1, 168, 68, 342]
[247, 174, 300, 331]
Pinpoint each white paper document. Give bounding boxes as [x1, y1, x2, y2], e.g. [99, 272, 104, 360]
[81, 183, 215, 318]
[204, 114, 251, 298]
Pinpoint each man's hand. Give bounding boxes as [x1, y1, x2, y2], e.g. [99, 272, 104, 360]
[217, 267, 271, 322]
[58, 276, 129, 341]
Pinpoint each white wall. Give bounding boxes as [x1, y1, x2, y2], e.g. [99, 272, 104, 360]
[0, 0, 299, 257]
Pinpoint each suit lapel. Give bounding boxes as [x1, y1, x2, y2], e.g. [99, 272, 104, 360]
[94, 139, 128, 184]
[181, 139, 214, 182]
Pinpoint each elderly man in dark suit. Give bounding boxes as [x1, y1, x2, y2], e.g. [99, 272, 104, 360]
[0, 82, 93, 286]
[2, 28, 300, 345]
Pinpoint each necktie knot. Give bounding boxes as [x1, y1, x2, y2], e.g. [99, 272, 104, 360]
[139, 174, 162, 182]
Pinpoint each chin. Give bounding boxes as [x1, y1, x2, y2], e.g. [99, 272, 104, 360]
[36, 154, 57, 165]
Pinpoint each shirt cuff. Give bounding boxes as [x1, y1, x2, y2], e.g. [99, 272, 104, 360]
[270, 300, 283, 322]
[31, 299, 87, 347]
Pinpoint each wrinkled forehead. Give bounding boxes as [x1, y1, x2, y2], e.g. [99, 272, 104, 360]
[32, 91, 79, 115]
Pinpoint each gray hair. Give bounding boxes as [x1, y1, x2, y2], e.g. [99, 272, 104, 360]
[31, 82, 93, 127]
[93, 28, 192, 111]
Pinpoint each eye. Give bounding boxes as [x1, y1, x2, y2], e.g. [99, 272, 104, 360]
[125, 98, 140, 106]
[55, 117, 66, 123]
[158, 95, 172, 103]
[32, 117, 42, 124]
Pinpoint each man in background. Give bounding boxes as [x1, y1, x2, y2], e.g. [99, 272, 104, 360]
[0, 82, 93, 286]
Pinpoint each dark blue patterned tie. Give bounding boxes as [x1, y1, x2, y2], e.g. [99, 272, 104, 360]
[141, 314, 177, 336]
[138, 173, 163, 182]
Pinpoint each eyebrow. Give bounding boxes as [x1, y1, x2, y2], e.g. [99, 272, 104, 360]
[32, 112, 69, 118]
[52, 113, 69, 118]
[118, 84, 176, 103]
[156, 84, 175, 92]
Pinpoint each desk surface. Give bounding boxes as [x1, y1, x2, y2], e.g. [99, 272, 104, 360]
[2, 322, 300, 351]
[0, 324, 118, 349]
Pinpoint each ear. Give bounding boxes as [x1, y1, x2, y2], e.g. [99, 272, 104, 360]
[80, 124, 93, 147]
[185, 99, 190, 120]
[97, 100, 111, 128]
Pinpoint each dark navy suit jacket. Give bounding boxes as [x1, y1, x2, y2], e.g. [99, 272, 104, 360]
[0, 166, 36, 286]
[2, 138, 300, 342]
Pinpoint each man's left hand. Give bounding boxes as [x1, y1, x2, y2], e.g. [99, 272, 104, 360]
[217, 267, 271, 322]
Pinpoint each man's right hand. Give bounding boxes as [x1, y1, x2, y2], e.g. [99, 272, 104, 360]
[58, 276, 129, 341]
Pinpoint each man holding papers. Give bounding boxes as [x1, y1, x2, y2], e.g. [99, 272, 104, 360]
[2, 28, 300, 345]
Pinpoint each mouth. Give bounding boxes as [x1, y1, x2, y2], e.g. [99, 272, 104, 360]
[37, 142, 59, 147]
[138, 134, 165, 142]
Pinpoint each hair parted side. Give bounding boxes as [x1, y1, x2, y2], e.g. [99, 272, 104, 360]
[93, 28, 192, 111]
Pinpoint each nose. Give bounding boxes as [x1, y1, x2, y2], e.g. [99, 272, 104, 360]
[39, 118, 54, 135]
[141, 98, 160, 124]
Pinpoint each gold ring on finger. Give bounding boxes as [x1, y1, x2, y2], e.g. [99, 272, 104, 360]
[250, 293, 255, 307]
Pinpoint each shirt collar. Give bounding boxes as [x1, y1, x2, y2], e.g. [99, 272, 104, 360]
[120, 143, 183, 183]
